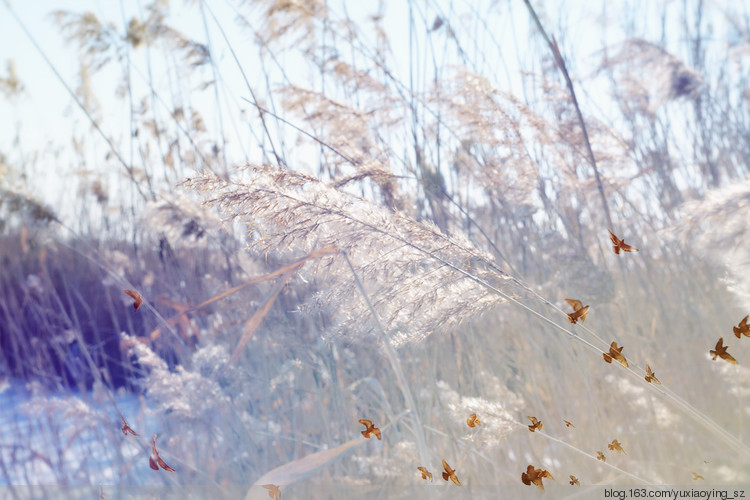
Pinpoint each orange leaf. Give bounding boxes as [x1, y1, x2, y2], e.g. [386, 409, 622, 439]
[228, 271, 293, 365]
[123, 289, 143, 312]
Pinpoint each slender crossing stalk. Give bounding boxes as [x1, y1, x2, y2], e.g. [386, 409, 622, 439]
[341, 251, 430, 466]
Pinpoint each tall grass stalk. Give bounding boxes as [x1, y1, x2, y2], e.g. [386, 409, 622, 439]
[341, 250, 429, 465]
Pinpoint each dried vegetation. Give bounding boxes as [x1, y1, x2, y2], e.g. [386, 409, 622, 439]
[1, 0, 750, 497]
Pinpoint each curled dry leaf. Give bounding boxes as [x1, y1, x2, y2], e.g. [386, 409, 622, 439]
[527, 416, 543, 432]
[123, 289, 143, 312]
[645, 364, 661, 384]
[608, 230, 639, 254]
[564, 298, 589, 324]
[608, 439, 626, 454]
[417, 466, 432, 481]
[120, 415, 138, 436]
[262, 484, 281, 500]
[710, 337, 737, 364]
[602, 341, 629, 367]
[149, 434, 176, 472]
[521, 464, 553, 492]
[734, 315, 749, 338]
[358, 419, 381, 440]
[441, 459, 460, 485]
[466, 413, 481, 428]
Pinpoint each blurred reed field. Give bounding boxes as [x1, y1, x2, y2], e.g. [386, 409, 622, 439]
[1, 0, 750, 498]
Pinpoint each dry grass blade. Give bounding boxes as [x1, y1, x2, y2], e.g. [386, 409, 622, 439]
[245, 437, 366, 498]
[227, 246, 336, 365]
[198, 246, 337, 310]
[522, 0, 613, 229]
[151, 246, 337, 342]
[228, 270, 293, 366]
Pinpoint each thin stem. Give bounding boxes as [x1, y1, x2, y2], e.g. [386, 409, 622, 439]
[522, 0, 614, 230]
[200, 0, 284, 168]
[341, 251, 430, 466]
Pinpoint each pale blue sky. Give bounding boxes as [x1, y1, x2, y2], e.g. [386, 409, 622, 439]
[0, 0, 745, 221]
